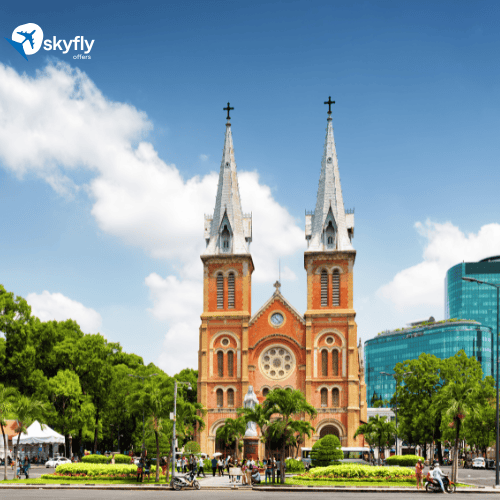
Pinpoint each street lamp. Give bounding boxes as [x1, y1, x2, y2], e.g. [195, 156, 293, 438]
[171, 380, 192, 482]
[380, 371, 413, 456]
[462, 276, 500, 488]
[128, 373, 158, 458]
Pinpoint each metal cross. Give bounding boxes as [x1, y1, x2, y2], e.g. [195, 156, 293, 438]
[273, 280, 281, 293]
[223, 102, 234, 121]
[324, 96, 335, 115]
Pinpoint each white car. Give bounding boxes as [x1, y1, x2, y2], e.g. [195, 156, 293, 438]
[472, 457, 486, 469]
[45, 457, 72, 468]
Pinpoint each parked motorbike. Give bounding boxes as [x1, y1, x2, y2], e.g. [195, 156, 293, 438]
[171, 470, 201, 491]
[425, 476, 456, 493]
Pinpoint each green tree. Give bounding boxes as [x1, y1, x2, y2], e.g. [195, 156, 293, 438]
[310, 434, 343, 466]
[215, 416, 246, 460]
[0, 384, 16, 480]
[354, 415, 395, 465]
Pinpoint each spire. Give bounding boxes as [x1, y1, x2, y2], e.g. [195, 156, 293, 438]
[305, 101, 354, 252]
[204, 104, 252, 255]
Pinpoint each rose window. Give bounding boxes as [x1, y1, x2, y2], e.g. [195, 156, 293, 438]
[259, 345, 295, 380]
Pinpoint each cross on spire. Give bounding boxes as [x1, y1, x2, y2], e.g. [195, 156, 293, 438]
[324, 96, 335, 115]
[223, 102, 234, 121]
[273, 280, 281, 294]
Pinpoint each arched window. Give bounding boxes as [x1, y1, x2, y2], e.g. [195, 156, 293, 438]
[327, 236, 333, 245]
[217, 351, 224, 377]
[227, 272, 235, 309]
[321, 270, 328, 307]
[221, 224, 230, 251]
[325, 221, 335, 249]
[332, 388, 340, 407]
[321, 349, 328, 376]
[216, 389, 223, 407]
[217, 273, 224, 309]
[227, 351, 234, 377]
[320, 388, 328, 407]
[332, 350, 339, 376]
[227, 388, 234, 407]
[262, 388, 269, 397]
[332, 270, 340, 306]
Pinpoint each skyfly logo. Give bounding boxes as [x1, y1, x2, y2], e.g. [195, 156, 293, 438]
[5, 23, 95, 61]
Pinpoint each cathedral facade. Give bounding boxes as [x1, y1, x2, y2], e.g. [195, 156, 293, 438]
[197, 104, 366, 457]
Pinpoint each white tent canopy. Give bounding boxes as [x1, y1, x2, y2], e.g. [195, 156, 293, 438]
[17, 421, 64, 444]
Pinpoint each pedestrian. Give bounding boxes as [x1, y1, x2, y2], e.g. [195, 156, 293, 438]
[136, 455, 144, 482]
[176, 457, 181, 473]
[415, 459, 424, 490]
[198, 456, 206, 477]
[265, 458, 273, 484]
[218, 457, 224, 476]
[211, 456, 217, 477]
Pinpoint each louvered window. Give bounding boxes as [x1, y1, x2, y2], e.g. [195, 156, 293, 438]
[217, 273, 224, 309]
[216, 389, 223, 407]
[321, 270, 328, 307]
[227, 388, 234, 407]
[321, 350, 328, 376]
[332, 388, 340, 407]
[228, 272, 235, 309]
[217, 351, 224, 377]
[332, 350, 339, 376]
[321, 388, 328, 407]
[228, 351, 234, 377]
[332, 270, 340, 306]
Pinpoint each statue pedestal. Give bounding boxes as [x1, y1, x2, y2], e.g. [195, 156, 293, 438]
[243, 437, 259, 461]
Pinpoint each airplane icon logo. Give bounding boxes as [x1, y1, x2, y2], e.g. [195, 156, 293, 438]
[5, 23, 44, 61]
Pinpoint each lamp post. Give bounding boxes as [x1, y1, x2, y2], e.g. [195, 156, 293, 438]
[462, 276, 500, 487]
[171, 380, 192, 482]
[380, 371, 413, 456]
[128, 373, 158, 458]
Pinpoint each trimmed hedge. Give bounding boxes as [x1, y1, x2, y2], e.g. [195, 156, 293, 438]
[113, 454, 134, 464]
[301, 463, 415, 479]
[385, 455, 422, 467]
[311, 435, 343, 467]
[81, 455, 110, 464]
[43, 463, 164, 479]
[285, 458, 305, 473]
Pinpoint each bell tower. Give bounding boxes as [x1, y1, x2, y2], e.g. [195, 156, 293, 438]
[304, 98, 366, 446]
[197, 104, 254, 453]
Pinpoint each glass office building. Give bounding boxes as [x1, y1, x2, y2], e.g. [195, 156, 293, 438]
[446, 256, 500, 368]
[365, 320, 493, 406]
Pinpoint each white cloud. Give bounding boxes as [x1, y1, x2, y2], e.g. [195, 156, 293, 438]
[26, 291, 102, 334]
[199, 154, 209, 161]
[0, 62, 304, 372]
[377, 220, 500, 310]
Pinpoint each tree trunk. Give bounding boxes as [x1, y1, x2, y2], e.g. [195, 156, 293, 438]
[93, 411, 99, 454]
[280, 446, 285, 484]
[1, 424, 7, 481]
[272, 450, 276, 484]
[235, 438, 238, 462]
[437, 441, 444, 465]
[69, 435, 73, 460]
[155, 431, 160, 482]
[452, 418, 461, 484]
[165, 452, 170, 483]
[13, 433, 21, 475]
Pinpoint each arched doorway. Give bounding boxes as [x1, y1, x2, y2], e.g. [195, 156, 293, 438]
[319, 425, 340, 439]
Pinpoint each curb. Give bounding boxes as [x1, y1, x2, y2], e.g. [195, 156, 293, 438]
[253, 486, 499, 494]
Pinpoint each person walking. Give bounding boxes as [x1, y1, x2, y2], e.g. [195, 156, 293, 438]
[197, 456, 206, 477]
[218, 457, 224, 477]
[265, 458, 273, 484]
[211, 456, 217, 477]
[415, 459, 424, 490]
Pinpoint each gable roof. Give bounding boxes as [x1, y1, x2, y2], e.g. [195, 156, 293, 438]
[249, 289, 305, 326]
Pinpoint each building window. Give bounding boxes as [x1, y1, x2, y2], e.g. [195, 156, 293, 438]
[332, 388, 339, 407]
[217, 351, 224, 377]
[228, 272, 235, 309]
[321, 349, 328, 376]
[221, 224, 230, 252]
[216, 389, 223, 407]
[217, 273, 224, 309]
[321, 388, 328, 407]
[321, 270, 328, 307]
[332, 270, 340, 306]
[332, 350, 339, 376]
[228, 351, 234, 377]
[262, 388, 269, 397]
[327, 236, 333, 245]
[227, 388, 234, 407]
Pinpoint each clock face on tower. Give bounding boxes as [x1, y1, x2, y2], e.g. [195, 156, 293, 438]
[270, 312, 284, 326]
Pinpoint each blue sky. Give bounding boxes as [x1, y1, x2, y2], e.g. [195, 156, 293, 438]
[1, 0, 499, 374]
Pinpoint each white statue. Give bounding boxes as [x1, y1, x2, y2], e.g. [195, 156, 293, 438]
[243, 385, 259, 437]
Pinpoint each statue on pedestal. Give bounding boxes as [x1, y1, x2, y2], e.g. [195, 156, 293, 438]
[243, 385, 259, 437]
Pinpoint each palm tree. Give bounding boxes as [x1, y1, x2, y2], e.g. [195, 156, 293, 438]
[12, 395, 46, 468]
[0, 384, 16, 480]
[354, 415, 395, 465]
[216, 416, 246, 460]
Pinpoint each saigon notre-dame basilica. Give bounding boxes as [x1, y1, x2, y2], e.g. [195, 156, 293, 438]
[197, 100, 367, 457]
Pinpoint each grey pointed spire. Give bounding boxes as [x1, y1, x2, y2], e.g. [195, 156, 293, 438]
[204, 119, 252, 255]
[305, 116, 354, 252]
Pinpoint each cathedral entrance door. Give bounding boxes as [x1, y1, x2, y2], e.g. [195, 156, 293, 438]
[319, 425, 340, 439]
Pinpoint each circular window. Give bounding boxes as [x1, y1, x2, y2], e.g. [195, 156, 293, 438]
[327, 157, 332, 163]
[326, 336, 334, 345]
[259, 345, 296, 381]
[221, 338, 229, 346]
[270, 312, 284, 326]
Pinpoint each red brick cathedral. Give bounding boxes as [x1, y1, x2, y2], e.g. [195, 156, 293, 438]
[197, 103, 366, 457]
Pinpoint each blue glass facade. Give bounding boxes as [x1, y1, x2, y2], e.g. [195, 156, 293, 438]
[446, 256, 500, 372]
[365, 321, 493, 406]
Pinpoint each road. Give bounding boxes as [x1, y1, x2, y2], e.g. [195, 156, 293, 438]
[0, 466, 55, 480]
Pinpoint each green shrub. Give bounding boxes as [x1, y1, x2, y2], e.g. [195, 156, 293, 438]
[385, 455, 421, 467]
[184, 441, 201, 454]
[310, 435, 343, 467]
[45, 462, 166, 479]
[301, 463, 415, 479]
[285, 458, 305, 473]
[81, 454, 109, 464]
[113, 454, 133, 464]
